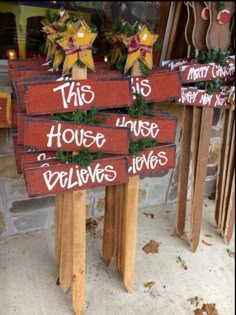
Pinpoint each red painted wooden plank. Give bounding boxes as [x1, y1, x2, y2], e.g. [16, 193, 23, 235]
[0, 93, 11, 128]
[12, 135, 24, 173]
[23, 155, 129, 196]
[24, 78, 132, 115]
[17, 113, 26, 144]
[177, 87, 233, 108]
[180, 63, 235, 83]
[96, 112, 177, 142]
[11, 100, 19, 128]
[21, 151, 57, 168]
[13, 77, 61, 112]
[8, 58, 46, 69]
[130, 71, 181, 102]
[24, 117, 130, 155]
[9, 69, 59, 81]
[128, 144, 176, 176]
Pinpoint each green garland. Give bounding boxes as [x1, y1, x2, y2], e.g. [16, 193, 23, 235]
[127, 93, 155, 118]
[51, 106, 107, 125]
[56, 148, 102, 167]
[195, 78, 224, 94]
[196, 49, 231, 66]
[129, 139, 159, 156]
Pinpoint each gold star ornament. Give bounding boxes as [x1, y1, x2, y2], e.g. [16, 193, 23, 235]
[123, 25, 158, 73]
[57, 24, 97, 75]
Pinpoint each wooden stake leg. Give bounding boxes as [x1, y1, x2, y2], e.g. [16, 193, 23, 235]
[122, 176, 139, 292]
[220, 121, 235, 235]
[224, 173, 235, 245]
[190, 108, 214, 252]
[215, 109, 230, 226]
[55, 192, 64, 264]
[59, 192, 73, 292]
[72, 190, 86, 315]
[102, 185, 115, 266]
[176, 106, 193, 236]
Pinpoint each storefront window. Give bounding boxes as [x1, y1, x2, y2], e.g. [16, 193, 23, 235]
[0, 1, 170, 64]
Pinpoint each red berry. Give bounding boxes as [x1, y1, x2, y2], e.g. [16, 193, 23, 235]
[201, 7, 210, 20]
[217, 9, 231, 24]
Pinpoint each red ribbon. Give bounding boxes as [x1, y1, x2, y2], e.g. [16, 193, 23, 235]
[64, 37, 92, 56]
[128, 35, 152, 57]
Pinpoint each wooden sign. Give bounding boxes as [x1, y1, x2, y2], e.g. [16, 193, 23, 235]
[24, 78, 132, 115]
[128, 144, 176, 176]
[13, 72, 123, 112]
[0, 92, 11, 128]
[12, 100, 19, 128]
[13, 135, 24, 173]
[178, 87, 233, 108]
[9, 69, 60, 81]
[130, 71, 181, 102]
[96, 112, 177, 142]
[23, 155, 129, 196]
[8, 58, 46, 69]
[180, 63, 235, 83]
[24, 117, 130, 154]
[21, 151, 57, 167]
[13, 76, 61, 112]
[161, 58, 193, 70]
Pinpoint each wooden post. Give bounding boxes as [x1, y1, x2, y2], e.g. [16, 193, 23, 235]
[190, 107, 214, 252]
[121, 60, 141, 290]
[56, 64, 87, 315]
[71, 65, 87, 315]
[176, 2, 194, 236]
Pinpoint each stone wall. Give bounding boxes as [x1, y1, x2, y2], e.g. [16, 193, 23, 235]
[0, 71, 223, 239]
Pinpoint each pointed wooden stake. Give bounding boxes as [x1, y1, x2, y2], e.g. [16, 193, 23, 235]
[190, 108, 214, 252]
[102, 185, 115, 266]
[123, 175, 139, 292]
[59, 192, 73, 292]
[176, 106, 193, 236]
[224, 173, 235, 245]
[55, 192, 64, 263]
[71, 65, 87, 315]
[72, 190, 86, 315]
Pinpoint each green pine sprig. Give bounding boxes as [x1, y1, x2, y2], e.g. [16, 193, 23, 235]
[51, 106, 108, 125]
[139, 61, 150, 77]
[56, 148, 102, 167]
[197, 49, 230, 66]
[129, 139, 159, 156]
[127, 93, 155, 118]
[195, 78, 224, 94]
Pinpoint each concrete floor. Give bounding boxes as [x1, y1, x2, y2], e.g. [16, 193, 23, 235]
[0, 199, 235, 315]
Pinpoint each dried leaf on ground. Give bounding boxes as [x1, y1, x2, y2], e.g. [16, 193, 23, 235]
[202, 303, 219, 315]
[144, 281, 156, 289]
[86, 217, 104, 238]
[143, 240, 161, 254]
[204, 234, 212, 238]
[143, 212, 156, 219]
[202, 240, 213, 246]
[193, 309, 203, 315]
[187, 296, 204, 308]
[226, 249, 235, 257]
[176, 256, 188, 270]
